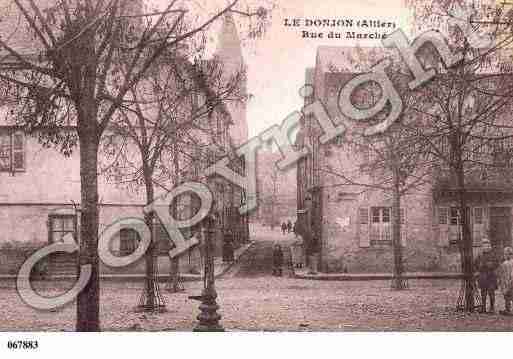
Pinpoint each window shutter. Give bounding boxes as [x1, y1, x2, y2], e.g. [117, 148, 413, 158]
[358, 207, 370, 247]
[0, 133, 11, 170]
[400, 208, 407, 247]
[472, 207, 485, 246]
[383, 224, 391, 242]
[12, 132, 25, 171]
[370, 207, 379, 243]
[438, 207, 450, 247]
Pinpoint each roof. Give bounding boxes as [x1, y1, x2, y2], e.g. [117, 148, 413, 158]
[0, 1, 143, 57]
[315, 46, 393, 74]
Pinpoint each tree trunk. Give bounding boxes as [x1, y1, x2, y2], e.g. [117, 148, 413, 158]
[168, 143, 182, 292]
[456, 164, 475, 312]
[168, 177, 181, 292]
[391, 170, 406, 289]
[75, 26, 102, 331]
[169, 257, 181, 292]
[76, 133, 101, 332]
[144, 169, 156, 308]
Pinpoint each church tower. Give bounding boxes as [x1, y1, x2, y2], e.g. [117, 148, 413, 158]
[214, 13, 248, 147]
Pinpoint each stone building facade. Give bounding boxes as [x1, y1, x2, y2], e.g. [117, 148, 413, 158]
[296, 46, 513, 273]
[0, 5, 249, 276]
[253, 150, 297, 226]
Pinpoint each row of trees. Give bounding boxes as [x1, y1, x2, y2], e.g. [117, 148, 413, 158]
[0, 0, 268, 331]
[328, 0, 513, 309]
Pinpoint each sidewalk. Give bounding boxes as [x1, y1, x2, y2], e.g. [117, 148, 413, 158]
[180, 241, 254, 281]
[293, 268, 464, 281]
[0, 241, 255, 283]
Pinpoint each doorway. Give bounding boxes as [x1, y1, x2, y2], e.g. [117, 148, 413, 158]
[489, 207, 512, 255]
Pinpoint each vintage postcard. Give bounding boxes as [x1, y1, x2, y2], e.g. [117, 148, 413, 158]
[0, 0, 512, 355]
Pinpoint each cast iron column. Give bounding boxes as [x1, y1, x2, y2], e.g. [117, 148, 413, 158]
[190, 213, 224, 332]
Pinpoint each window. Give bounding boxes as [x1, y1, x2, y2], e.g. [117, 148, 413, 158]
[382, 207, 391, 223]
[215, 116, 228, 149]
[0, 130, 25, 172]
[445, 207, 470, 243]
[493, 150, 509, 167]
[359, 206, 407, 247]
[439, 206, 485, 246]
[206, 149, 215, 166]
[49, 215, 76, 243]
[119, 228, 140, 256]
[448, 207, 462, 243]
[370, 207, 391, 245]
[472, 207, 485, 245]
[438, 207, 448, 225]
[450, 207, 460, 226]
[474, 207, 483, 225]
[371, 207, 381, 223]
[359, 208, 369, 224]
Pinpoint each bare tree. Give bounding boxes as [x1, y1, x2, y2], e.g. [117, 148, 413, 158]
[324, 56, 433, 289]
[102, 49, 246, 307]
[405, 42, 513, 311]
[402, 0, 513, 310]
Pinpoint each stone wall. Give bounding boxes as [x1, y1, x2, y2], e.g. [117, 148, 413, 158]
[319, 187, 465, 273]
[0, 203, 205, 275]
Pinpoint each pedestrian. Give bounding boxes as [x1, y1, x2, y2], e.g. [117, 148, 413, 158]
[308, 236, 319, 275]
[272, 243, 284, 276]
[222, 235, 234, 264]
[291, 234, 304, 269]
[498, 246, 513, 316]
[475, 238, 499, 313]
[293, 221, 298, 237]
[287, 220, 292, 233]
[281, 222, 287, 235]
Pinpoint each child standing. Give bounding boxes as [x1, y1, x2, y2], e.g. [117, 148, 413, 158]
[498, 246, 513, 316]
[475, 238, 499, 313]
[272, 244, 284, 276]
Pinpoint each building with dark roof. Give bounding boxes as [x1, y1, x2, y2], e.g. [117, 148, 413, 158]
[0, 4, 249, 276]
[296, 46, 513, 273]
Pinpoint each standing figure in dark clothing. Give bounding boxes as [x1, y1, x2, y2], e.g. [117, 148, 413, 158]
[222, 235, 235, 264]
[475, 238, 499, 313]
[273, 244, 284, 276]
[287, 220, 292, 233]
[498, 247, 513, 315]
[281, 222, 287, 235]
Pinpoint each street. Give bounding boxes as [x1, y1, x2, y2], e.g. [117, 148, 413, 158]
[0, 226, 512, 331]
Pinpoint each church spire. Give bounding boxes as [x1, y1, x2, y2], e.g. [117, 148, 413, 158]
[214, 13, 248, 146]
[215, 13, 244, 67]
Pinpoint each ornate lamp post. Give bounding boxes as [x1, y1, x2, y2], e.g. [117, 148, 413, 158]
[189, 212, 224, 332]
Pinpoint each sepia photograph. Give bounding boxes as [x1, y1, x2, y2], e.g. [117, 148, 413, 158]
[0, 0, 512, 356]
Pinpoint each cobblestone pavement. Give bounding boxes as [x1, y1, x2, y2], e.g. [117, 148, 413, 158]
[1, 278, 513, 331]
[1, 227, 512, 331]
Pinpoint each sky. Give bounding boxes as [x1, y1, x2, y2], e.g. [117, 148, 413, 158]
[150, 0, 412, 138]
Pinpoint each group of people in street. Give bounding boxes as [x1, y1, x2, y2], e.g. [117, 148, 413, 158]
[280, 220, 294, 235]
[475, 238, 513, 315]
